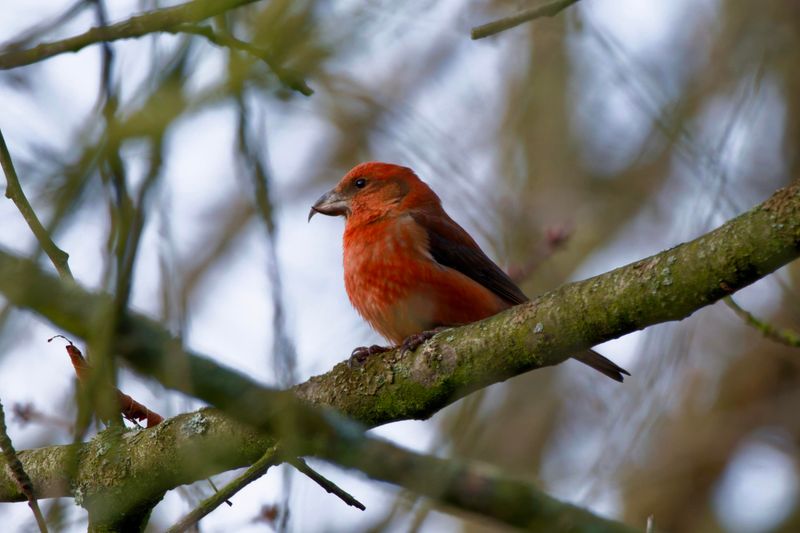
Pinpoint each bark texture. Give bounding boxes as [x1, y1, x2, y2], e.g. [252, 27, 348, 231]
[0, 181, 797, 529]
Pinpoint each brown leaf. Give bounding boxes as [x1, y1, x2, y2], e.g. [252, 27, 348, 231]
[51, 335, 164, 428]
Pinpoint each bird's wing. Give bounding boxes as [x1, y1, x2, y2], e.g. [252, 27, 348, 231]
[411, 210, 529, 306]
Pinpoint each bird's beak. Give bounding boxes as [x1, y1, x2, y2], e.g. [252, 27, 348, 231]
[308, 189, 349, 222]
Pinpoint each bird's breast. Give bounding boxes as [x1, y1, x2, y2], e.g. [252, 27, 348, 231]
[342, 217, 507, 344]
[343, 218, 436, 342]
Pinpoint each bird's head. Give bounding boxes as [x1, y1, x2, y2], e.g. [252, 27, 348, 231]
[308, 162, 439, 224]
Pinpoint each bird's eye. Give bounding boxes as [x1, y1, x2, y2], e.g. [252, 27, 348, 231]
[354, 178, 367, 189]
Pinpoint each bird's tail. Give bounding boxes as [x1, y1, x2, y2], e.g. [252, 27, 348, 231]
[572, 349, 630, 382]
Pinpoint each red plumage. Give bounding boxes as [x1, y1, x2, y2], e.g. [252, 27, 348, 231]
[310, 162, 628, 381]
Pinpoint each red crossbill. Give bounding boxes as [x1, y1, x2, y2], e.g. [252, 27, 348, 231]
[310, 162, 628, 381]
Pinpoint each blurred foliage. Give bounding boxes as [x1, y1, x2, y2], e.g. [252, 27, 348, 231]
[0, 0, 798, 531]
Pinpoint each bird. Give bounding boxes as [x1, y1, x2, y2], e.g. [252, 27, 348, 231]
[309, 162, 629, 381]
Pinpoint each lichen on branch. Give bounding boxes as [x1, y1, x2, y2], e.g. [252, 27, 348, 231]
[0, 180, 797, 531]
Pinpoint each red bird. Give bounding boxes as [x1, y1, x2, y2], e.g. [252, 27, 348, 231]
[309, 162, 628, 381]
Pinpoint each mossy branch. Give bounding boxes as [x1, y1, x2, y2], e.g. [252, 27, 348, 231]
[0, 400, 48, 532]
[1, 183, 798, 430]
[724, 296, 800, 348]
[0, 181, 797, 529]
[0, 409, 636, 533]
[0, 0, 256, 69]
[0, 0, 310, 96]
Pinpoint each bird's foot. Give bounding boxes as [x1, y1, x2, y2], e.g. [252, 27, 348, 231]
[348, 344, 390, 367]
[401, 327, 448, 353]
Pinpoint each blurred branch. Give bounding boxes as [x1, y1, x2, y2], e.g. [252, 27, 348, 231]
[0, 0, 88, 52]
[0, 128, 73, 280]
[0, 400, 48, 533]
[167, 446, 280, 533]
[288, 457, 365, 510]
[177, 196, 255, 318]
[0, 0, 250, 68]
[0, 409, 635, 533]
[234, 95, 298, 390]
[170, 24, 312, 95]
[0, 0, 257, 69]
[471, 0, 581, 40]
[83, 0, 128, 437]
[168, 448, 366, 532]
[0, 0, 312, 96]
[724, 296, 800, 348]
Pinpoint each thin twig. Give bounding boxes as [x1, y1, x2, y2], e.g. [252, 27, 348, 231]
[172, 24, 313, 96]
[79, 0, 129, 437]
[235, 96, 298, 385]
[0, 0, 311, 96]
[471, 0, 582, 40]
[0, 400, 49, 533]
[235, 92, 300, 531]
[0, 0, 88, 53]
[113, 137, 164, 314]
[0, 0, 258, 69]
[204, 477, 232, 507]
[288, 457, 366, 510]
[724, 296, 800, 348]
[166, 447, 280, 533]
[0, 128, 73, 280]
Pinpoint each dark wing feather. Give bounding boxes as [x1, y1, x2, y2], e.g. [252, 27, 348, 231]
[412, 211, 629, 382]
[411, 211, 528, 305]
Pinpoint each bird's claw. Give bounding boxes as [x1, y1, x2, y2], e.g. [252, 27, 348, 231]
[348, 344, 389, 367]
[400, 327, 447, 353]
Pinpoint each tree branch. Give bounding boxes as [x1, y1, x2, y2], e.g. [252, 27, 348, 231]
[0, 0, 313, 96]
[471, 0, 582, 40]
[288, 457, 365, 510]
[0, 400, 48, 533]
[724, 296, 800, 348]
[167, 446, 280, 533]
[0, 0, 259, 70]
[170, 24, 312, 96]
[1, 181, 798, 429]
[0, 180, 797, 528]
[0, 409, 636, 532]
[0, 128, 73, 280]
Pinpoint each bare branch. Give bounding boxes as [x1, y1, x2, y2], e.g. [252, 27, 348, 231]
[167, 447, 280, 533]
[289, 457, 365, 510]
[0, 400, 48, 533]
[0, 0, 259, 70]
[0, 128, 73, 280]
[471, 0, 582, 40]
[0, 0, 313, 95]
[0, 409, 635, 532]
[724, 296, 800, 348]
